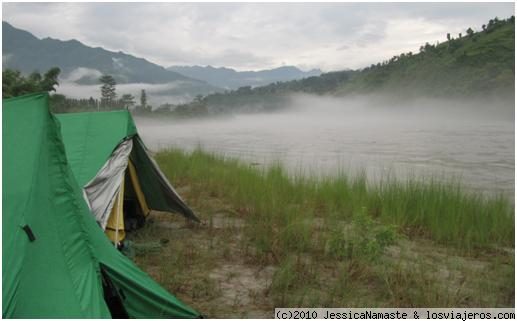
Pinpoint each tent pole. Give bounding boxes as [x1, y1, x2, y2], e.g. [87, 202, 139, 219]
[114, 186, 123, 248]
[114, 198, 119, 248]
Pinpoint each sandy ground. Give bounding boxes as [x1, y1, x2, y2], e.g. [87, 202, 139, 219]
[128, 202, 514, 317]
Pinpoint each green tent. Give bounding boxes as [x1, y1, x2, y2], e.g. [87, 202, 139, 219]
[3, 92, 200, 318]
[55, 110, 198, 244]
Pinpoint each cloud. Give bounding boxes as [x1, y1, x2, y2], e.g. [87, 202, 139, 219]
[56, 80, 197, 106]
[63, 67, 103, 82]
[3, 2, 514, 71]
[2, 53, 13, 66]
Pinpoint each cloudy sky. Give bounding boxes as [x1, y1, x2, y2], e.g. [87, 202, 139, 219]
[3, 2, 514, 72]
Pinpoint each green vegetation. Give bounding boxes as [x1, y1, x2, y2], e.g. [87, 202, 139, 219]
[168, 70, 354, 117]
[99, 74, 117, 106]
[156, 148, 513, 251]
[120, 93, 136, 109]
[140, 89, 147, 109]
[169, 16, 514, 116]
[3, 16, 513, 117]
[2, 67, 60, 98]
[1, 68, 153, 112]
[338, 16, 515, 97]
[2, 21, 216, 87]
[49, 83, 146, 113]
[124, 148, 513, 316]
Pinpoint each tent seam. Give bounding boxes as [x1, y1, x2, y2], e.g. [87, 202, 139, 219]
[49, 112, 107, 317]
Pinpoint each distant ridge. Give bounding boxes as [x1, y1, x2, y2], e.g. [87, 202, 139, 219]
[2, 21, 220, 97]
[171, 16, 515, 116]
[168, 65, 322, 89]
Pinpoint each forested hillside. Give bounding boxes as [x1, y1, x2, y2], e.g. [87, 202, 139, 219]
[338, 16, 514, 97]
[169, 16, 514, 116]
[3, 16, 513, 116]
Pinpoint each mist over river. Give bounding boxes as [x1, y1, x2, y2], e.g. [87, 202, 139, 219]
[135, 95, 515, 197]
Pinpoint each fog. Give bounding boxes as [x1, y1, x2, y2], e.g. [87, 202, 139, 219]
[57, 80, 196, 105]
[135, 94, 514, 196]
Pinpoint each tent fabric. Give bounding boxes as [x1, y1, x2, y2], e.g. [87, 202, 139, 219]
[130, 136, 199, 222]
[128, 159, 151, 217]
[55, 110, 137, 187]
[3, 92, 109, 318]
[56, 111, 199, 223]
[84, 138, 133, 229]
[3, 93, 200, 318]
[105, 177, 126, 244]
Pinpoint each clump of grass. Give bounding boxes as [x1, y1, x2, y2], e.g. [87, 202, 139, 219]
[269, 255, 320, 307]
[156, 147, 513, 253]
[325, 207, 398, 261]
[378, 260, 456, 307]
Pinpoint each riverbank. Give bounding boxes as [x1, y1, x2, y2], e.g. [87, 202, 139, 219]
[129, 148, 514, 317]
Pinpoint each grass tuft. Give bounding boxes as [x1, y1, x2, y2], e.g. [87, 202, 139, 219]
[156, 147, 513, 252]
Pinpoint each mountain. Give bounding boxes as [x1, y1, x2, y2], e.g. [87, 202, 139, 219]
[168, 65, 322, 89]
[2, 21, 221, 102]
[335, 17, 515, 97]
[171, 16, 514, 116]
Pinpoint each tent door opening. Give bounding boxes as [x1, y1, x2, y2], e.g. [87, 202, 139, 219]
[100, 266, 129, 318]
[123, 159, 150, 232]
[105, 159, 151, 244]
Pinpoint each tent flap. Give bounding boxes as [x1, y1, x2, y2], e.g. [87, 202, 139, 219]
[84, 138, 133, 229]
[105, 176, 126, 244]
[131, 136, 200, 222]
[128, 160, 151, 217]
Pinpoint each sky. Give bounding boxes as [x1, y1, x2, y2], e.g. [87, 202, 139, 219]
[2, 2, 515, 72]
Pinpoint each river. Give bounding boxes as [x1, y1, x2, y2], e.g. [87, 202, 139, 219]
[135, 95, 515, 197]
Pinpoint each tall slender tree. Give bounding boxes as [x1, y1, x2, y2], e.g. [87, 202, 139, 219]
[99, 75, 117, 108]
[140, 89, 147, 111]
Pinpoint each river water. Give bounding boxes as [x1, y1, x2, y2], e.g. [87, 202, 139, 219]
[135, 95, 515, 197]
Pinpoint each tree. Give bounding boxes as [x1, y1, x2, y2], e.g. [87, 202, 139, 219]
[41, 67, 61, 92]
[140, 89, 147, 110]
[194, 94, 203, 102]
[28, 71, 42, 84]
[487, 19, 495, 31]
[2, 67, 61, 98]
[99, 75, 117, 108]
[88, 97, 96, 108]
[447, 33, 451, 41]
[466, 27, 474, 37]
[3, 69, 27, 98]
[49, 93, 67, 113]
[482, 24, 486, 31]
[120, 94, 135, 109]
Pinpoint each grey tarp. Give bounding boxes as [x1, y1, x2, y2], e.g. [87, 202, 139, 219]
[84, 138, 133, 229]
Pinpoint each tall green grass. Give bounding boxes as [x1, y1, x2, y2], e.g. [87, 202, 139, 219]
[156, 148, 514, 252]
